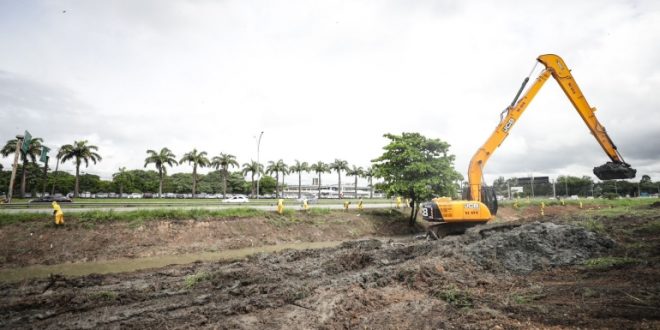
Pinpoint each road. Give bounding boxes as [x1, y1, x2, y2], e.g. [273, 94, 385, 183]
[0, 201, 395, 213]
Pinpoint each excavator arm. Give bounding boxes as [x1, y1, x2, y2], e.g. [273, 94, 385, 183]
[468, 54, 636, 203]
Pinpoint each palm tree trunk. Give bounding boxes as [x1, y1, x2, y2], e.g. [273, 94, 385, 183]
[275, 172, 280, 198]
[74, 161, 80, 198]
[20, 157, 27, 198]
[369, 177, 373, 199]
[251, 173, 255, 196]
[158, 169, 163, 198]
[318, 173, 322, 199]
[338, 171, 342, 197]
[355, 176, 358, 199]
[222, 168, 228, 197]
[298, 171, 302, 199]
[192, 165, 197, 196]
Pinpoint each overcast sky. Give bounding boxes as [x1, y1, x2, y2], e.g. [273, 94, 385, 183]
[1, 0, 659, 187]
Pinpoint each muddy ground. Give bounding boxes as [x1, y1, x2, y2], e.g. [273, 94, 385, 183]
[1, 205, 659, 329]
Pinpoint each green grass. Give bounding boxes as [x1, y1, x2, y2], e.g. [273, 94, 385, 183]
[184, 271, 210, 288]
[434, 285, 474, 308]
[89, 291, 118, 301]
[584, 257, 641, 269]
[0, 208, 267, 226]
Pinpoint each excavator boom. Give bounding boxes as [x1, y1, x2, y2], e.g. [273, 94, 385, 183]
[422, 54, 636, 232]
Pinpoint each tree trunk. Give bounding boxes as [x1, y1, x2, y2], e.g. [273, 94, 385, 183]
[318, 173, 322, 199]
[298, 172, 301, 199]
[222, 167, 228, 197]
[251, 174, 255, 196]
[338, 171, 342, 197]
[276, 172, 280, 198]
[74, 161, 80, 198]
[409, 199, 417, 227]
[354, 176, 358, 199]
[20, 157, 28, 198]
[192, 165, 197, 196]
[369, 177, 373, 199]
[158, 168, 163, 198]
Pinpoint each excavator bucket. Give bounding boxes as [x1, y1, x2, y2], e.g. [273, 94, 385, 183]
[593, 162, 637, 180]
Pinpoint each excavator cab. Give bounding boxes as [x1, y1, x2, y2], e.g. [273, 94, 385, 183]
[463, 185, 498, 216]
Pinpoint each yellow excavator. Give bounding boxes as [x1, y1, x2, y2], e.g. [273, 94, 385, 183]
[422, 54, 636, 237]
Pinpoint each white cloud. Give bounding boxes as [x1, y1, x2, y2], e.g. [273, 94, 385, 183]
[1, 0, 659, 186]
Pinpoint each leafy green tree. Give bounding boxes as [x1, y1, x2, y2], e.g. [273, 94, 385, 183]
[310, 161, 329, 199]
[372, 132, 462, 226]
[241, 161, 263, 197]
[346, 165, 364, 199]
[59, 140, 102, 198]
[329, 159, 349, 197]
[179, 149, 210, 196]
[258, 175, 277, 195]
[289, 160, 309, 198]
[144, 147, 178, 197]
[47, 170, 75, 195]
[1, 137, 43, 197]
[266, 159, 289, 198]
[211, 153, 239, 197]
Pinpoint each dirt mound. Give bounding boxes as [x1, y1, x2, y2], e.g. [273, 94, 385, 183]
[463, 222, 614, 274]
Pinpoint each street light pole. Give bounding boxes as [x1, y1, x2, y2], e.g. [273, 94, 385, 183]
[256, 131, 264, 199]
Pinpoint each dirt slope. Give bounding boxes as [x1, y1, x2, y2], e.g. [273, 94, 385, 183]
[1, 211, 658, 329]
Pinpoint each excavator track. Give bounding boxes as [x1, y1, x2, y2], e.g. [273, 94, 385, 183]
[426, 222, 485, 240]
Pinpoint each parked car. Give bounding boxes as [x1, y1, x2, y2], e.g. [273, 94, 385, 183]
[222, 196, 249, 203]
[297, 195, 319, 204]
[29, 195, 73, 203]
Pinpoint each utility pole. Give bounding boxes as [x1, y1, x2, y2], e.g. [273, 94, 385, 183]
[7, 135, 24, 203]
[51, 155, 60, 195]
[255, 131, 263, 199]
[530, 174, 535, 198]
[552, 179, 556, 199]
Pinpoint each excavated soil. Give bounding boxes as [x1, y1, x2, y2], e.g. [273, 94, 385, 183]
[0, 206, 659, 329]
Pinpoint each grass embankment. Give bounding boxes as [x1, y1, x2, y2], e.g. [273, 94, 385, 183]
[0, 207, 394, 227]
[0, 208, 268, 226]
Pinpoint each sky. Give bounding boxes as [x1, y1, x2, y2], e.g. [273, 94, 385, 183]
[1, 0, 659, 187]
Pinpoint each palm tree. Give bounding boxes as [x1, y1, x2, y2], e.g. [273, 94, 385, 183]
[179, 149, 210, 196]
[289, 160, 309, 199]
[59, 140, 102, 198]
[1, 137, 43, 198]
[346, 165, 364, 199]
[112, 167, 131, 196]
[50, 147, 66, 195]
[310, 161, 329, 199]
[364, 167, 374, 198]
[144, 148, 178, 197]
[266, 159, 289, 198]
[329, 159, 349, 198]
[241, 160, 263, 197]
[211, 153, 239, 197]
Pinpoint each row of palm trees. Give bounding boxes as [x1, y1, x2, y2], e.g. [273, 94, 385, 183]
[143, 147, 375, 199]
[1, 137, 101, 198]
[2, 136, 375, 199]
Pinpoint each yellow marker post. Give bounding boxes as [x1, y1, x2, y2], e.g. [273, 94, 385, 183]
[302, 199, 309, 211]
[358, 199, 363, 211]
[579, 201, 583, 209]
[343, 200, 350, 211]
[541, 202, 545, 216]
[277, 199, 284, 215]
[395, 197, 401, 209]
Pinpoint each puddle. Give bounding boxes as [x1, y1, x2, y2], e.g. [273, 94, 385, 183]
[0, 241, 341, 283]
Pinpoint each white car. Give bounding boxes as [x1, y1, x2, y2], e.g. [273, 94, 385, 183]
[222, 196, 249, 203]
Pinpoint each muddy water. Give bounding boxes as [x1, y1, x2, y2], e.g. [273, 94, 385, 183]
[0, 241, 342, 283]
